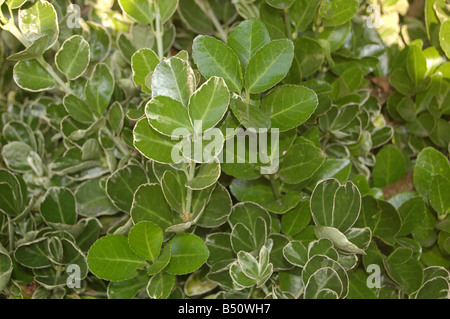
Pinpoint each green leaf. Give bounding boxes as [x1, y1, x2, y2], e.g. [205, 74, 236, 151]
[147, 272, 175, 299]
[161, 170, 186, 215]
[128, 221, 163, 261]
[281, 200, 311, 237]
[261, 85, 318, 131]
[193, 35, 243, 93]
[347, 269, 378, 299]
[107, 271, 150, 299]
[429, 174, 450, 217]
[7, 35, 49, 61]
[290, 37, 325, 79]
[197, 183, 233, 228]
[13, 60, 55, 92]
[413, 147, 450, 201]
[319, 0, 359, 27]
[87, 22, 111, 62]
[14, 238, 52, 268]
[290, 0, 322, 32]
[265, 0, 295, 9]
[310, 179, 361, 233]
[439, 20, 450, 59]
[152, 57, 195, 106]
[0, 169, 27, 217]
[19, 0, 59, 49]
[372, 145, 407, 188]
[188, 76, 230, 132]
[283, 240, 308, 267]
[131, 48, 160, 93]
[106, 164, 148, 213]
[407, 45, 428, 87]
[227, 18, 270, 67]
[147, 245, 171, 275]
[40, 187, 77, 225]
[75, 178, 118, 217]
[186, 162, 221, 190]
[133, 118, 179, 164]
[159, 0, 178, 23]
[131, 184, 175, 231]
[166, 233, 209, 275]
[205, 233, 234, 266]
[85, 63, 115, 117]
[397, 197, 426, 237]
[229, 96, 271, 129]
[245, 39, 294, 93]
[384, 247, 424, 295]
[63, 95, 95, 124]
[145, 96, 193, 137]
[279, 141, 325, 184]
[118, 0, 153, 24]
[314, 226, 366, 255]
[56, 35, 90, 80]
[87, 234, 147, 282]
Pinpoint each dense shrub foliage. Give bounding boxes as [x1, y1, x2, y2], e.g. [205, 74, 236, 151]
[0, 0, 449, 299]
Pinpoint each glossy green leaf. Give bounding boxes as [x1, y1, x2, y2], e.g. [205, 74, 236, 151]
[87, 234, 147, 282]
[188, 76, 230, 132]
[147, 271, 175, 299]
[372, 145, 407, 188]
[19, 0, 59, 49]
[131, 48, 160, 93]
[40, 187, 77, 225]
[145, 96, 193, 137]
[166, 233, 209, 275]
[310, 179, 361, 233]
[56, 36, 90, 80]
[118, 0, 153, 24]
[245, 39, 294, 93]
[13, 60, 55, 92]
[279, 141, 325, 184]
[85, 63, 115, 117]
[151, 57, 195, 106]
[131, 184, 175, 231]
[227, 18, 270, 67]
[193, 35, 243, 93]
[128, 221, 163, 261]
[261, 85, 318, 131]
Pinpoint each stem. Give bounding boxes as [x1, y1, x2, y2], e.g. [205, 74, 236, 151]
[198, 0, 227, 42]
[153, 2, 164, 60]
[269, 174, 281, 200]
[244, 87, 251, 104]
[7, 217, 14, 252]
[247, 286, 255, 299]
[284, 9, 293, 40]
[37, 57, 73, 94]
[184, 161, 196, 220]
[101, 127, 130, 156]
